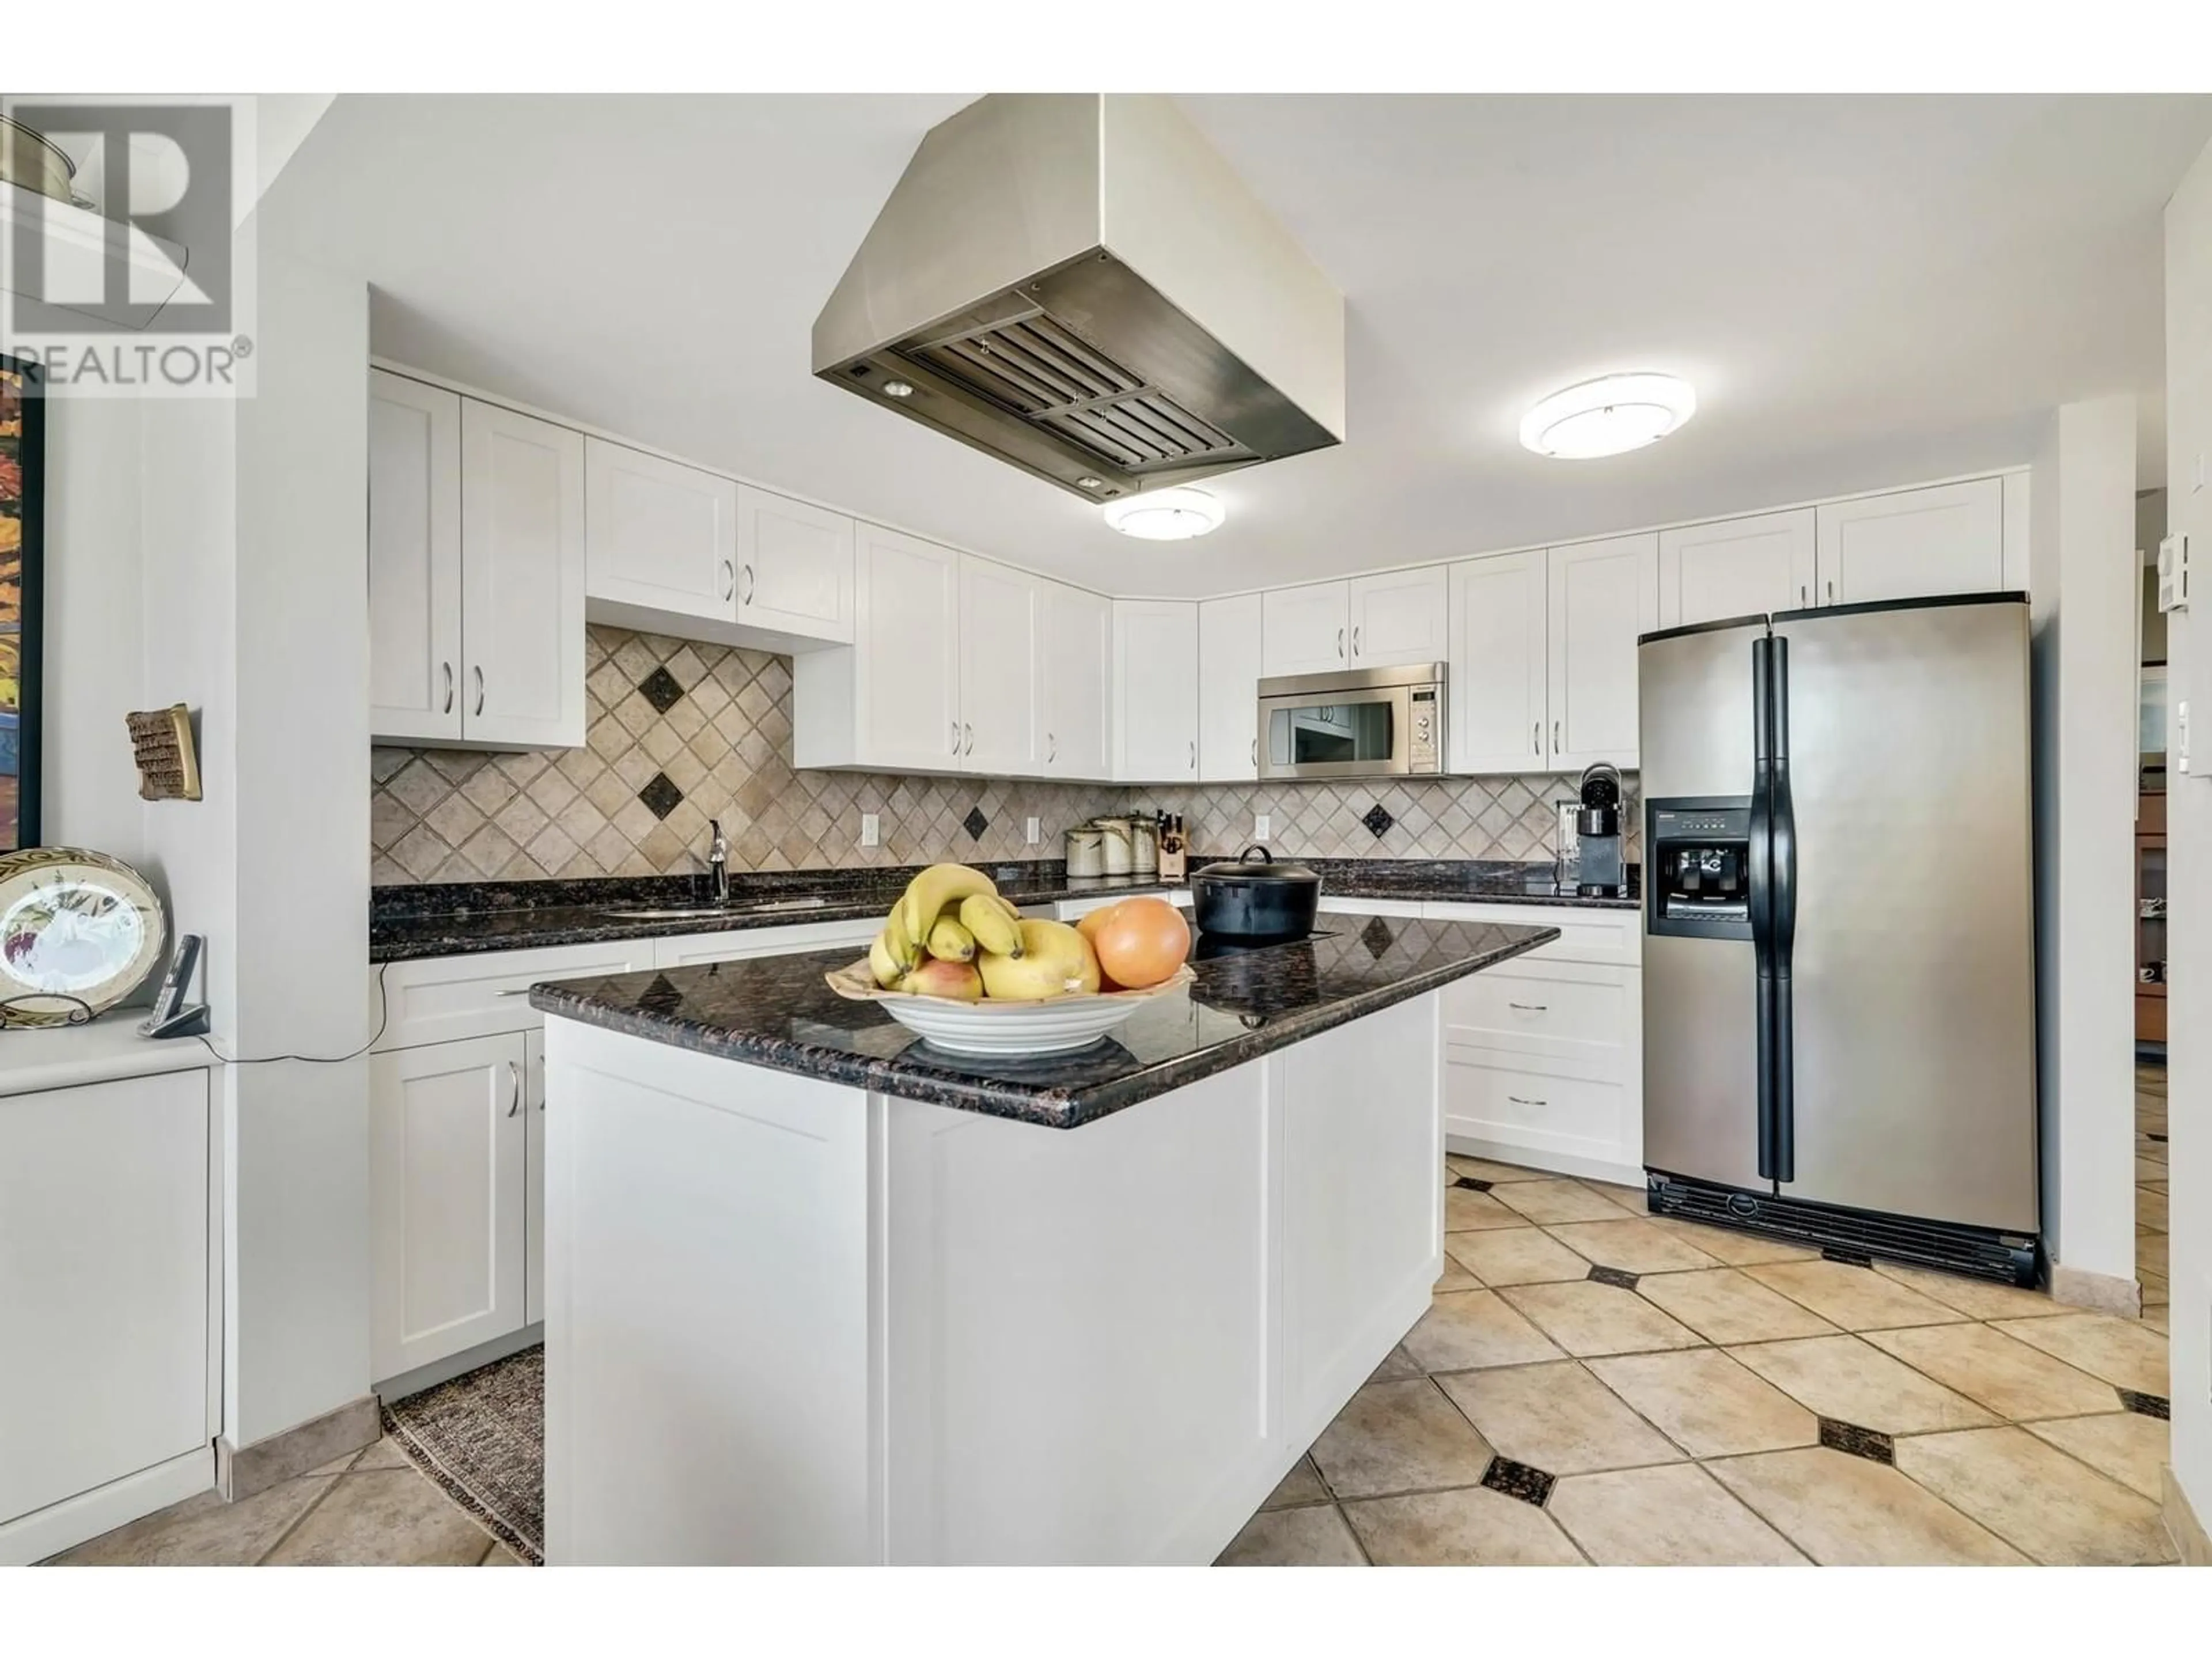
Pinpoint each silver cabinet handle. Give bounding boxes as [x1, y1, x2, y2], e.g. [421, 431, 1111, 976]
[1507, 1094, 1547, 1108]
[506, 1059, 521, 1118]
[721, 559, 736, 601]
[1532, 721, 1540, 755]
[1188, 737, 1196, 771]
[741, 565, 755, 604]
[964, 722, 975, 755]
[1799, 583, 1808, 605]
[951, 721, 960, 755]
[1553, 720, 1562, 753]
[441, 661, 454, 714]
[1251, 735, 1257, 766]
[1046, 732, 1056, 764]
[1825, 579, 1835, 603]
[1336, 626, 1346, 659]
[1508, 1002, 1549, 1013]
[475, 665, 486, 718]
[1352, 625, 1361, 657]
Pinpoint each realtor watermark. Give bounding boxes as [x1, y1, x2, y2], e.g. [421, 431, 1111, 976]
[1, 96, 256, 396]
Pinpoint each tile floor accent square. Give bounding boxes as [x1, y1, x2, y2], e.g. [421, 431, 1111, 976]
[1816, 1417, 1895, 1464]
[2119, 1389, 2169, 1419]
[1480, 1457, 1556, 1506]
[1498, 1280, 1703, 1357]
[1452, 1175, 1494, 1192]
[1585, 1264, 1639, 1291]
[1435, 1362, 1680, 1477]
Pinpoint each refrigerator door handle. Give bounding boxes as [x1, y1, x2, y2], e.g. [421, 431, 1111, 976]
[1770, 634, 1797, 1184]
[1749, 634, 1778, 1182]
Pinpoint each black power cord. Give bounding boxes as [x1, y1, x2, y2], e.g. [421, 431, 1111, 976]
[187, 961, 395, 1067]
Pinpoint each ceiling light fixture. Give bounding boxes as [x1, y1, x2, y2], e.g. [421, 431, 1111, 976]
[1103, 486, 1224, 541]
[880, 378, 915, 399]
[1519, 373, 1696, 459]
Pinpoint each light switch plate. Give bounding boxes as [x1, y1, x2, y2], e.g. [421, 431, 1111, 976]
[1254, 812, 1272, 840]
[860, 812, 880, 848]
[2158, 533, 2190, 613]
[1025, 816, 1040, 846]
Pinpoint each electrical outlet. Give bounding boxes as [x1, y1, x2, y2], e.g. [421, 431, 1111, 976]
[1025, 816, 1040, 846]
[860, 812, 880, 849]
[1254, 812, 1272, 840]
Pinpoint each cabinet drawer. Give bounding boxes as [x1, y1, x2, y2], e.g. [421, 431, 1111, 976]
[376, 941, 653, 1052]
[1444, 1056, 1637, 1173]
[1420, 901, 1640, 967]
[1441, 960, 1631, 1062]
[1055, 889, 1192, 921]
[1320, 896, 1424, 920]
[653, 917, 880, 969]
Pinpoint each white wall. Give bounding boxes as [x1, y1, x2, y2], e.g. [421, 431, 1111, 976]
[2028, 395, 2141, 1291]
[2164, 134, 2211, 1544]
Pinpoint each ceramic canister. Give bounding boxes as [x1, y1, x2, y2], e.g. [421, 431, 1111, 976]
[1064, 825, 1105, 877]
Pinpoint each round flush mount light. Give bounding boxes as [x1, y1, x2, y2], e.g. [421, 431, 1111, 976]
[1103, 486, 1225, 541]
[880, 378, 915, 399]
[1519, 373, 1697, 459]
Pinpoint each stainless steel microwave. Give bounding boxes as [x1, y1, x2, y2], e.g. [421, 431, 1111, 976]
[1257, 663, 1446, 781]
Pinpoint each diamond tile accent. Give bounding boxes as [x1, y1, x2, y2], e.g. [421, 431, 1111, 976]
[1817, 1417, 1896, 1464]
[1586, 1264, 1641, 1291]
[1479, 1457, 1556, 1506]
[637, 665, 685, 714]
[637, 772, 684, 821]
[1361, 803, 1394, 838]
[1452, 1175, 1494, 1193]
[1820, 1247, 1876, 1268]
[2119, 1389, 2170, 1419]
[961, 806, 989, 840]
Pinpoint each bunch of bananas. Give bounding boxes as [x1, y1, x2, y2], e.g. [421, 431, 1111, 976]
[868, 863, 1099, 1002]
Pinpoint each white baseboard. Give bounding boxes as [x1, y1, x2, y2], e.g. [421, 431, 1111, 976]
[1446, 1131, 1645, 1194]
[2167, 1467, 2212, 1566]
[376, 1322, 542, 1407]
[1, 1447, 213, 1566]
[2049, 1261, 2141, 1317]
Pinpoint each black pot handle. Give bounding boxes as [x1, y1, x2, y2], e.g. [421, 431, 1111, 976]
[1237, 844, 1274, 864]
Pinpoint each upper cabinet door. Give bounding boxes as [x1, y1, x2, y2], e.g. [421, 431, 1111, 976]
[959, 555, 1039, 774]
[1547, 533, 1658, 772]
[460, 400, 586, 748]
[737, 487, 856, 645]
[853, 527, 963, 772]
[1113, 601, 1199, 782]
[583, 438, 738, 626]
[1041, 582, 1112, 781]
[1198, 592, 1264, 781]
[1814, 479, 2004, 608]
[1446, 551, 1549, 774]
[368, 371, 463, 744]
[1348, 567, 1449, 667]
[1657, 509, 1817, 628]
[1262, 580, 1351, 677]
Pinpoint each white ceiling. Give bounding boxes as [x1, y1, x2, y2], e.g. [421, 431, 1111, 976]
[274, 93, 2212, 598]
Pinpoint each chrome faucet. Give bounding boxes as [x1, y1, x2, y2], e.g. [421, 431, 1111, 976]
[707, 819, 730, 907]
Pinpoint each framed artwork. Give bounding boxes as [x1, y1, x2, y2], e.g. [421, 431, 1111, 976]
[0, 353, 40, 851]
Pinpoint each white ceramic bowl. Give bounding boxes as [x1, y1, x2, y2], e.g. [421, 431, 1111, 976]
[826, 962, 1192, 1057]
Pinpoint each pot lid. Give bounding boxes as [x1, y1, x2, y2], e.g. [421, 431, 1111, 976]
[1194, 844, 1320, 884]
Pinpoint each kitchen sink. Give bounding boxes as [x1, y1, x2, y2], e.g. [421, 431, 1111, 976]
[600, 897, 835, 921]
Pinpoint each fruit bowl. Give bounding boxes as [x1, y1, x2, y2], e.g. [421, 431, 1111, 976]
[824, 960, 1194, 1057]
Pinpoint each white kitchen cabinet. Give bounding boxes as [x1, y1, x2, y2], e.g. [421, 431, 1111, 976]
[525, 1027, 547, 1328]
[584, 438, 739, 628]
[796, 525, 963, 774]
[1547, 533, 1656, 772]
[959, 554, 1040, 774]
[370, 1032, 529, 1382]
[1657, 509, 1816, 627]
[1814, 478, 2003, 607]
[368, 370, 464, 743]
[651, 917, 882, 969]
[1447, 550, 1550, 774]
[459, 400, 588, 748]
[1, 1069, 212, 1552]
[1198, 592, 1264, 781]
[1112, 600, 1200, 782]
[1040, 581, 1112, 779]
[1348, 566, 1449, 666]
[1262, 580, 1350, 677]
[737, 487, 855, 645]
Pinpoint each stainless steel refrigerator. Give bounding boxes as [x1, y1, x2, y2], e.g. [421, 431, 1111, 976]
[1639, 592, 2040, 1284]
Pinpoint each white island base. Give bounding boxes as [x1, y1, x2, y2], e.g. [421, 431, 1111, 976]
[541, 993, 1444, 1565]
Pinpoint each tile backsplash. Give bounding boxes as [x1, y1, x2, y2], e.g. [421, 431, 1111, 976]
[370, 626, 1636, 885]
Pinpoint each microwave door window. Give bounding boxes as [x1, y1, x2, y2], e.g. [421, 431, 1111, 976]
[1272, 700, 1396, 768]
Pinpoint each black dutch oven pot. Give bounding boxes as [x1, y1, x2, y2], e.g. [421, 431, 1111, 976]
[1189, 844, 1322, 940]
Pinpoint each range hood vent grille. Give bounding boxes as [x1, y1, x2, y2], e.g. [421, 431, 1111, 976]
[898, 309, 1247, 475]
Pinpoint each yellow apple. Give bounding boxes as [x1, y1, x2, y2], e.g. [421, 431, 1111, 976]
[976, 919, 1101, 1001]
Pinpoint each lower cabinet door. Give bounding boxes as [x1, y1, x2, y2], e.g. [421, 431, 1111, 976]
[370, 1033, 529, 1381]
[525, 1028, 546, 1328]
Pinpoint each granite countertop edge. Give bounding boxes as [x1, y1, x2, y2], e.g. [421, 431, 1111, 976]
[372, 866, 1635, 963]
[528, 919, 1558, 1130]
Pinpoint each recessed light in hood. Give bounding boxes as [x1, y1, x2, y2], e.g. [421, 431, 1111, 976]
[814, 96, 1344, 501]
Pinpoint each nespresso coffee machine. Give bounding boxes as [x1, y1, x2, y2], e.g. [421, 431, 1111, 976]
[1574, 763, 1626, 897]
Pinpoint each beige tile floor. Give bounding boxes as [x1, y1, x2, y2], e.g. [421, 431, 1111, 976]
[1222, 1107, 2180, 1567]
[48, 1069, 2181, 1569]
[46, 1438, 520, 1566]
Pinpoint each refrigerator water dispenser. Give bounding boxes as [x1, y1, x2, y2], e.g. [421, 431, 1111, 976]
[1647, 801, 1754, 939]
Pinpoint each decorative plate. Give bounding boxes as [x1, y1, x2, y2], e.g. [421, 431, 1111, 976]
[824, 962, 1194, 1057]
[0, 847, 168, 1025]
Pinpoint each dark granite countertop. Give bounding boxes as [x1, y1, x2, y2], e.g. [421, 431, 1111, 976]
[528, 912, 1557, 1129]
[369, 858, 1635, 963]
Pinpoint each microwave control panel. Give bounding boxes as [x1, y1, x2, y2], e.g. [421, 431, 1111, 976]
[1408, 685, 1441, 773]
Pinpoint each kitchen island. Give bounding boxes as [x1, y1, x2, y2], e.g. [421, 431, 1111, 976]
[529, 911, 1554, 1565]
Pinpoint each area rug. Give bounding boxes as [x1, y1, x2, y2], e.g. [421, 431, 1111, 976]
[381, 1346, 544, 1565]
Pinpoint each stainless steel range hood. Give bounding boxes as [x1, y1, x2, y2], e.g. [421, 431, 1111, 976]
[813, 95, 1344, 501]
